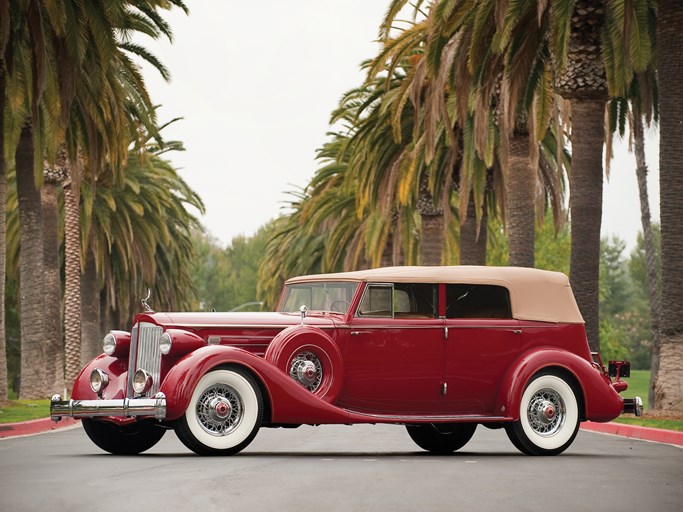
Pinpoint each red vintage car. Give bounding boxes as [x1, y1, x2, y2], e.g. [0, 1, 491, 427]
[51, 266, 641, 456]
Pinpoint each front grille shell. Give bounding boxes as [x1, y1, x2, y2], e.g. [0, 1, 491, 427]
[126, 322, 163, 397]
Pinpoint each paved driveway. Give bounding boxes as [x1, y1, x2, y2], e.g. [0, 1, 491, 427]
[1, 423, 681, 511]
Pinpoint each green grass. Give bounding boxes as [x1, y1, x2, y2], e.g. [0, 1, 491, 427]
[0, 400, 51, 424]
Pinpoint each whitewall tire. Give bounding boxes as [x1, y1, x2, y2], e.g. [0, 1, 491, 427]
[505, 373, 580, 456]
[175, 367, 263, 455]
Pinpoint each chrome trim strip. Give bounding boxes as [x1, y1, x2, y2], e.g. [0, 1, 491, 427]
[160, 324, 334, 330]
[221, 343, 269, 348]
[50, 392, 166, 421]
[212, 335, 274, 341]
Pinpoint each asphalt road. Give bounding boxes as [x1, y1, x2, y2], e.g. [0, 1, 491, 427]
[1, 423, 681, 512]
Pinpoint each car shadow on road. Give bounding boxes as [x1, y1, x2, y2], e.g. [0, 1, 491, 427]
[74, 450, 631, 459]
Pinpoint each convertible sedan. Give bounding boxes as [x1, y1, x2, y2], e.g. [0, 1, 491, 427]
[51, 266, 641, 456]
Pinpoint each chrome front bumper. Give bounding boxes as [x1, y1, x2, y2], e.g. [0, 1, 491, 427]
[623, 396, 643, 416]
[50, 392, 166, 422]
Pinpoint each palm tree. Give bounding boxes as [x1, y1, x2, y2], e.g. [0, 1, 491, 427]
[3, 0, 189, 395]
[81, 133, 204, 335]
[377, 3, 568, 270]
[14, 124, 48, 397]
[0, 38, 8, 399]
[654, 0, 683, 412]
[42, 151, 69, 393]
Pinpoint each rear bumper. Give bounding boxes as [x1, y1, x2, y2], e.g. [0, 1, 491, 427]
[50, 393, 166, 422]
[623, 396, 643, 416]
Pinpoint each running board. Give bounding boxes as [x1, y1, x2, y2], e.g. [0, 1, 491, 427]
[344, 410, 513, 424]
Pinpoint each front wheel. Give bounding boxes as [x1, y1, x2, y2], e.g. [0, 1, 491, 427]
[406, 423, 477, 454]
[82, 419, 166, 455]
[505, 373, 580, 456]
[174, 367, 263, 455]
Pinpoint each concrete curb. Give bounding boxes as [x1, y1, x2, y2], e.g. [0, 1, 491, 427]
[581, 421, 683, 446]
[0, 417, 80, 439]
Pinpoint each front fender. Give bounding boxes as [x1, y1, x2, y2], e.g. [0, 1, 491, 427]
[159, 345, 351, 425]
[70, 354, 128, 401]
[495, 348, 624, 423]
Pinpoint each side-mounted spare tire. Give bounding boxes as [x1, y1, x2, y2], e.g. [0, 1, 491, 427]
[265, 325, 343, 403]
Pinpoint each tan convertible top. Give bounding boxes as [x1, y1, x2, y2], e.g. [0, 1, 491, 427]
[286, 266, 584, 324]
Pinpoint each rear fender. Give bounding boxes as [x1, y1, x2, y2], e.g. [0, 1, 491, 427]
[160, 345, 351, 424]
[495, 348, 624, 423]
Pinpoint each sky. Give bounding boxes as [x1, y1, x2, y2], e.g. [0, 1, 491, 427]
[139, 1, 660, 254]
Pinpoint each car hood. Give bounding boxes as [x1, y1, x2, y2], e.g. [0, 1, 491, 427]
[137, 311, 340, 330]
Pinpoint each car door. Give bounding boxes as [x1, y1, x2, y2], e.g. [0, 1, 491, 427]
[442, 283, 522, 414]
[338, 282, 444, 415]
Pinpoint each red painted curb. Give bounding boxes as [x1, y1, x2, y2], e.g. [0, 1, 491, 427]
[0, 417, 80, 439]
[581, 421, 683, 446]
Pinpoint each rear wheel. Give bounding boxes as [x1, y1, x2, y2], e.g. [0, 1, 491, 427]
[175, 367, 263, 456]
[82, 419, 165, 455]
[505, 373, 580, 456]
[406, 423, 477, 454]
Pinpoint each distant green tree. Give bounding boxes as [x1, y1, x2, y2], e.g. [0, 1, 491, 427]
[598, 235, 655, 369]
[192, 224, 273, 312]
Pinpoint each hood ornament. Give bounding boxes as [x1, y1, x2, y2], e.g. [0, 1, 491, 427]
[141, 288, 154, 312]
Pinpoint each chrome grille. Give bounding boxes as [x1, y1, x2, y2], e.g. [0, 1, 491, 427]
[127, 322, 163, 397]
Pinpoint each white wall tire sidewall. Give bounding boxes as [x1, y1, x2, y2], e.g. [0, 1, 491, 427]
[186, 370, 259, 451]
[519, 375, 578, 451]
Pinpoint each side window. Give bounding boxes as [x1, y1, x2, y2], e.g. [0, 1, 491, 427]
[393, 283, 437, 318]
[357, 283, 437, 318]
[357, 284, 392, 317]
[445, 284, 511, 319]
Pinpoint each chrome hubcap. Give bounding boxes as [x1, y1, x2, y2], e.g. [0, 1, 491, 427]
[289, 351, 323, 392]
[209, 397, 233, 422]
[527, 388, 565, 437]
[196, 384, 243, 436]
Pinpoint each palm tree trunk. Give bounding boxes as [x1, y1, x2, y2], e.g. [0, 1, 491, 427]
[460, 192, 487, 265]
[41, 182, 64, 393]
[63, 179, 82, 387]
[654, 0, 683, 412]
[632, 111, 661, 409]
[507, 133, 535, 267]
[0, 69, 8, 400]
[15, 125, 47, 399]
[568, 99, 604, 353]
[420, 214, 443, 265]
[81, 249, 101, 364]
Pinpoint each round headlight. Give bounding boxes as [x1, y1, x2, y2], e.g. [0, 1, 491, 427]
[89, 369, 109, 394]
[159, 332, 172, 355]
[103, 333, 116, 356]
[132, 369, 153, 395]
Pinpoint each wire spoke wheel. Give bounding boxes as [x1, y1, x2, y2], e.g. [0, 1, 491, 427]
[195, 384, 243, 436]
[526, 388, 566, 437]
[289, 351, 323, 392]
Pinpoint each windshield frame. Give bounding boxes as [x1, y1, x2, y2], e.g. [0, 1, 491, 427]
[277, 281, 360, 315]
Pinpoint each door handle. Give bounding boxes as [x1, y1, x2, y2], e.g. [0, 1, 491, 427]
[350, 331, 371, 336]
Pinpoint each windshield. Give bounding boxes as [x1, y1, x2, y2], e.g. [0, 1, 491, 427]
[278, 281, 359, 314]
